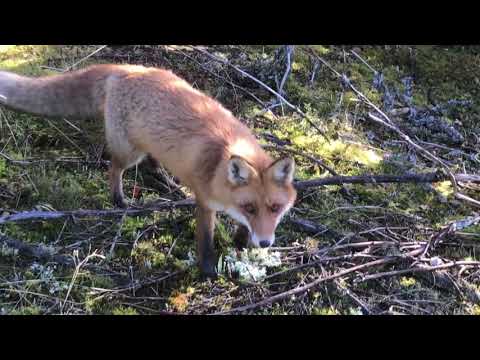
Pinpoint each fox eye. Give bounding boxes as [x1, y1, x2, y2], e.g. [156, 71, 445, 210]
[269, 204, 282, 214]
[242, 203, 257, 215]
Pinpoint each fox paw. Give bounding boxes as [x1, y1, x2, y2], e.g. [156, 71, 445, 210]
[113, 194, 129, 209]
[199, 262, 218, 280]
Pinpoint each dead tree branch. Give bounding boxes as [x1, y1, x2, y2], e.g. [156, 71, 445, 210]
[1, 174, 478, 225]
[277, 45, 295, 98]
[0, 199, 195, 224]
[294, 172, 480, 190]
[165, 45, 266, 107]
[361, 260, 480, 282]
[305, 47, 461, 194]
[0, 234, 74, 266]
[0, 151, 110, 167]
[214, 247, 424, 314]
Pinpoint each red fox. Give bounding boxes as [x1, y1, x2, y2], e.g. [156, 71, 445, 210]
[0, 64, 297, 277]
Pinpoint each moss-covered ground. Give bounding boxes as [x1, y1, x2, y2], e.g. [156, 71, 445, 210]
[0, 45, 479, 315]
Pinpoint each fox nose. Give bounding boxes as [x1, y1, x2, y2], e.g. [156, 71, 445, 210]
[259, 240, 271, 248]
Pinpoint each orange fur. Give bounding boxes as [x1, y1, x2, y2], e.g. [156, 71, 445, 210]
[0, 64, 297, 277]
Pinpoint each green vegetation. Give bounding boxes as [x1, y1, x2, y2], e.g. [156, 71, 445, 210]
[0, 45, 479, 315]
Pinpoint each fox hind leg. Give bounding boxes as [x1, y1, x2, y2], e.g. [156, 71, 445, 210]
[109, 152, 146, 208]
[109, 158, 128, 208]
[104, 114, 147, 207]
[106, 133, 146, 208]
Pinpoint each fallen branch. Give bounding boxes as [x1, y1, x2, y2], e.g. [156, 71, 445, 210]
[351, 50, 466, 145]
[334, 279, 371, 314]
[0, 234, 74, 266]
[455, 192, 480, 208]
[214, 248, 424, 314]
[64, 45, 108, 72]
[1, 173, 478, 224]
[422, 214, 480, 257]
[289, 217, 342, 240]
[367, 113, 454, 178]
[277, 45, 295, 99]
[166, 45, 266, 107]
[294, 172, 480, 190]
[360, 260, 480, 282]
[0, 152, 110, 167]
[61, 250, 104, 313]
[305, 47, 459, 193]
[263, 253, 377, 281]
[0, 199, 195, 224]
[309, 60, 320, 87]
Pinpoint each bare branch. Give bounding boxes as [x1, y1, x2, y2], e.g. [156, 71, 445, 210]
[64, 45, 108, 72]
[294, 172, 480, 190]
[1, 174, 477, 224]
[0, 199, 195, 224]
[305, 47, 460, 194]
[277, 45, 295, 98]
[0, 151, 109, 167]
[361, 261, 480, 282]
[214, 248, 424, 314]
[0, 234, 74, 266]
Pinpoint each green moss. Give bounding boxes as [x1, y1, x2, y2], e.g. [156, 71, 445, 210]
[0, 158, 6, 178]
[3, 221, 66, 244]
[84, 295, 116, 315]
[1, 45, 479, 315]
[400, 277, 417, 288]
[0, 45, 56, 75]
[80, 272, 115, 289]
[313, 306, 339, 315]
[469, 305, 480, 315]
[112, 306, 139, 315]
[132, 241, 167, 269]
[9, 305, 43, 315]
[122, 217, 147, 240]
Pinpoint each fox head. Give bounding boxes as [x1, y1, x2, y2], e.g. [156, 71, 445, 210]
[211, 156, 297, 248]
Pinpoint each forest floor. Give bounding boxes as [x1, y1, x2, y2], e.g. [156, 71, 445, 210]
[0, 45, 479, 315]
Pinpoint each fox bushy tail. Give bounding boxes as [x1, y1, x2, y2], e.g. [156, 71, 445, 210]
[0, 65, 113, 119]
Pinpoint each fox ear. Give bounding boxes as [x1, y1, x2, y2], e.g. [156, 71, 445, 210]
[227, 156, 255, 186]
[268, 158, 295, 184]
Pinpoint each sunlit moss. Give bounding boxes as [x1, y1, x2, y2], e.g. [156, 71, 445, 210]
[400, 277, 417, 288]
[1, 45, 479, 315]
[0, 45, 56, 75]
[313, 306, 339, 315]
[0, 45, 16, 52]
[132, 241, 167, 269]
[0, 158, 6, 177]
[310, 45, 331, 55]
[434, 181, 454, 197]
[112, 306, 139, 315]
[291, 136, 382, 168]
[9, 305, 43, 315]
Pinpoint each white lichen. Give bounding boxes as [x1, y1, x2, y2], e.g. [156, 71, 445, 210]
[0, 244, 19, 257]
[218, 248, 282, 282]
[29, 262, 68, 294]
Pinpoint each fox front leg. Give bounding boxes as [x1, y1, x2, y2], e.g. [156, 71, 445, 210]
[195, 205, 218, 279]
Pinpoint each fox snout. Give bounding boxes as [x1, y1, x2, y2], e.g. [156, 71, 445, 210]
[251, 233, 275, 248]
